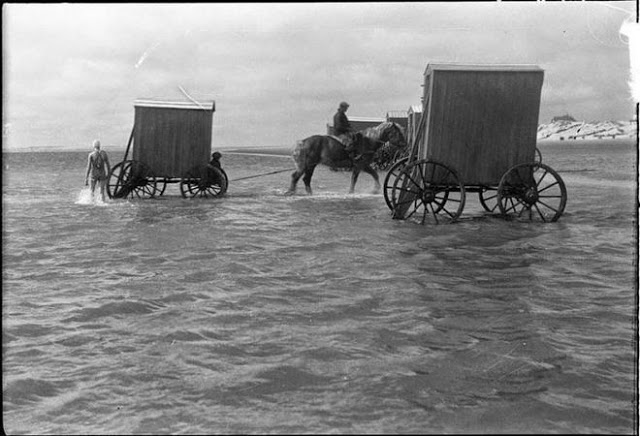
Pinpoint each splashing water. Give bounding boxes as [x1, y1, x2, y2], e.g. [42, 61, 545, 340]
[75, 187, 109, 206]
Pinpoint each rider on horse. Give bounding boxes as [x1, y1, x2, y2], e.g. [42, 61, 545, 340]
[333, 101, 361, 162]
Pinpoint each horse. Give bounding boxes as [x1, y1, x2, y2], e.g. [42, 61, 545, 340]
[285, 122, 407, 196]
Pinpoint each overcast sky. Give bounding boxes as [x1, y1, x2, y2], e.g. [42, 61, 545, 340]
[3, 2, 637, 151]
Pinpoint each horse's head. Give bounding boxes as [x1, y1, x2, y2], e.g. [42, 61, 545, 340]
[382, 122, 407, 149]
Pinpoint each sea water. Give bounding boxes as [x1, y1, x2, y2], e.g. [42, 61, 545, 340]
[2, 139, 638, 434]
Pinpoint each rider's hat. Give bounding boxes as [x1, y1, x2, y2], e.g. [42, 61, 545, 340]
[339, 101, 350, 108]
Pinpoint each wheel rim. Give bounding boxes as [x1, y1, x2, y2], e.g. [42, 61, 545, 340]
[156, 179, 168, 197]
[535, 147, 543, 164]
[107, 160, 157, 199]
[180, 165, 228, 198]
[383, 157, 409, 210]
[391, 160, 465, 224]
[478, 187, 499, 213]
[497, 163, 567, 222]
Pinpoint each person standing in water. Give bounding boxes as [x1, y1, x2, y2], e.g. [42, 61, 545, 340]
[84, 140, 111, 202]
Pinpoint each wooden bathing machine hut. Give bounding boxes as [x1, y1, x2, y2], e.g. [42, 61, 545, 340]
[386, 62, 567, 224]
[106, 97, 228, 200]
[132, 98, 216, 178]
[385, 111, 408, 130]
[418, 63, 544, 184]
[406, 105, 423, 147]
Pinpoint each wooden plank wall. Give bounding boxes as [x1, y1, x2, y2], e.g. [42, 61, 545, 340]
[422, 70, 543, 185]
[133, 107, 213, 178]
[407, 110, 423, 147]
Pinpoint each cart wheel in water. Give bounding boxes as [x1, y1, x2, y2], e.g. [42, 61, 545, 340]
[220, 168, 229, 188]
[478, 186, 500, 213]
[497, 162, 567, 222]
[391, 159, 465, 224]
[383, 157, 409, 210]
[107, 160, 157, 199]
[180, 165, 228, 198]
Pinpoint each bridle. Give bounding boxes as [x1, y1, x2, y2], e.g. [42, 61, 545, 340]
[384, 122, 406, 147]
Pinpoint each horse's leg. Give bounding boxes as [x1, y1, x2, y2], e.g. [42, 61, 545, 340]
[349, 169, 361, 194]
[285, 169, 305, 196]
[302, 165, 316, 195]
[361, 165, 381, 194]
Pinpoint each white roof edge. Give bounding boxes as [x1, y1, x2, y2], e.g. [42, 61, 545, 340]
[348, 116, 386, 122]
[425, 63, 543, 74]
[134, 99, 216, 111]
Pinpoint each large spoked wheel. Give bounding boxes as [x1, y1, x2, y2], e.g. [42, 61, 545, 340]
[478, 186, 500, 213]
[391, 160, 466, 224]
[383, 157, 409, 210]
[497, 163, 567, 222]
[180, 165, 228, 199]
[107, 160, 157, 199]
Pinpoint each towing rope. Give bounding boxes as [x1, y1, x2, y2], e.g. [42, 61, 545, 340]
[230, 167, 296, 182]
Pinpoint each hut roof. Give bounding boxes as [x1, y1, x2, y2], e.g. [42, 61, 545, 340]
[425, 63, 543, 75]
[386, 111, 407, 119]
[134, 98, 215, 111]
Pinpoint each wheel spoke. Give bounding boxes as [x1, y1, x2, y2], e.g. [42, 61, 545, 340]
[395, 185, 421, 196]
[533, 203, 548, 222]
[536, 199, 560, 214]
[535, 168, 550, 189]
[537, 181, 560, 194]
[395, 196, 419, 207]
[438, 194, 460, 203]
[404, 199, 423, 220]
[405, 170, 422, 190]
[430, 203, 440, 224]
[502, 196, 518, 214]
[440, 204, 457, 219]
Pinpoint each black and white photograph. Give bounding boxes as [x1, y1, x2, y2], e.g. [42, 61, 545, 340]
[3, 2, 638, 434]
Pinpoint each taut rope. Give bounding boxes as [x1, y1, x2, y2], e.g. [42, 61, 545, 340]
[230, 167, 296, 182]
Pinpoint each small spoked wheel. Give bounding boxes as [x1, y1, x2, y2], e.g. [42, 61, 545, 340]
[497, 163, 567, 222]
[383, 157, 409, 210]
[391, 159, 466, 224]
[180, 165, 228, 199]
[478, 186, 500, 213]
[156, 179, 168, 197]
[107, 160, 157, 199]
[535, 147, 543, 164]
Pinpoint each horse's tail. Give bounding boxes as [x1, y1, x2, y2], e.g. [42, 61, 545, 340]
[291, 139, 306, 170]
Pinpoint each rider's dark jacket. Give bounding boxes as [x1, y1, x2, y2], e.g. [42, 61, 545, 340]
[333, 110, 352, 135]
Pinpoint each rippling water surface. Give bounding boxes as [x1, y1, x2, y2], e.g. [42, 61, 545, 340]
[2, 140, 638, 434]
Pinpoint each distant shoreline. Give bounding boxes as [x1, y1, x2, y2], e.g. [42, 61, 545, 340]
[220, 146, 294, 157]
[3, 136, 636, 153]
